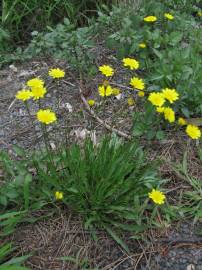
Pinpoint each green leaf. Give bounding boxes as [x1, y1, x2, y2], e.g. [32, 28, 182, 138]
[104, 225, 129, 253]
[12, 145, 26, 157]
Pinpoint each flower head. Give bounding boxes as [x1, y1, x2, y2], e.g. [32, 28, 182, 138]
[122, 58, 139, 70]
[139, 43, 146, 48]
[197, 12, 202, 17]
[138, 91, 145, 97]
[88, 99, 95, 106]
[37, 109, 57, 124]
[127, 97, 135, 106]
[98, 85, 113, 97]
[164, 13, 174, 20]
[163, 107, 175, 123]
[49, 68, 65, 79]
[144, 16, 157, 22]
[55, 191, 63, 200]
[162, 88, 179, 103]
[148, 92, 165, 107]
[16, 89, 33, 101]
[130, 77, 145, 90]
[112, 88, 121, 96]
[27, 78, 44, 88]
[186, 125, 201, 140]
[156, 106, 165, 113]
[178, 117, 187, 126]
[31, 86, 47, 100]
[99, 65, 114, 77]
[148, 189, 165, 205]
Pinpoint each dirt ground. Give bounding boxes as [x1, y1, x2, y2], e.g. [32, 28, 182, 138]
[0, 59, 202, 269]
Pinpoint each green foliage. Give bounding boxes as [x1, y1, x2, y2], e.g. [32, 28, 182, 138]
[132, 102, 166, 140]
[1, 0, 113, 40]
[172, 151, 202, 223]
[0, 242, 30, 270]
[103, 5, 202, 116]
[32, 137, 162, 233]
[23, 18, 96, 76]
[0, 137, 164, 249]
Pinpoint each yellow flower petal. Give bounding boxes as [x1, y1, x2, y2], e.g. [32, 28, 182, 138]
[186, 125, 201, 139]
[16, 89, 33, 101]
[144, 16, 157, 22]
[164, 13, 174, 20]
[130, 77, 145, 90]
[49, 68, 65, 79]
[99, 65, 114, 77]
[122, 58, 139, 70]
[148, 189, 165, 205]
[148, 92, 165, 107]
[55, 191, 63, 200]
[37, 109, 57, 124]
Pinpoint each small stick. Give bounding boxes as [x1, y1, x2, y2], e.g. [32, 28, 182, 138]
[79, 82, 132, 140]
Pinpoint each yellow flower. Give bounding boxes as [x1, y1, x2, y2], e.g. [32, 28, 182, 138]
[122, 57, 139, 70]
[99, 65, 114, 77]
[139, 43, 146, 48]
[88, 99, 95, 106]
[16, 89, 33, 101]
[148, 189, 165, 205]
[186, 125, 201, 140]
[178, 117, 187, 126]
[138, 91, 145, 97]
[112, 88, 121, 96]
[144, 16, 157, 22]
[164, 13, 174, 20]
[163, 107, 175, 123]
[31, 86, 47, 100]
[156, 106, 165, 113]
[162, 88, 179, 103]
[98, 85, 113, 97]
[37, 109, 57, 124]
[55, 191, 63, 200]
[127, 97, 135, 106]
[27, 78, 44, 88]
[49, 68, 65, 79]
[148, 92, 165, 107]
[197, 12, 202, 17]
[130, 77, 145, 90]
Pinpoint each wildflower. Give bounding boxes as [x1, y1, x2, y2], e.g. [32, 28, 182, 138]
[148, 189, 166, 205]
[31, 86, 47, 100]
[139, 43, 146, 48]
[130, 77, 145, 90]
[197, 12, 202, 17]
[99, 65, 114, 77]
[16, 89, 33, 101]
[164, 13, 174, 20]
[144, 16, 157, 22]
[127, 97, 135, 106]
[156, 106, 165, 113]
[162, 88, 179, 103]
[122, 57, 139, 70]
[98, 85, 113, 97]
[55, 191, 63, 200]
[49, 68, 65, 79]
[27, 78, 44, 88]
[88, 99, 95, 106]
[178, 117, 187, 126]
[186, 125, 201, 140]
[112, 88, 121, 96]
[37, 109, 57, 124]
[138, 91, 145, 97]
[163, 107, 175, 123]
[148, 92, 165, 107]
